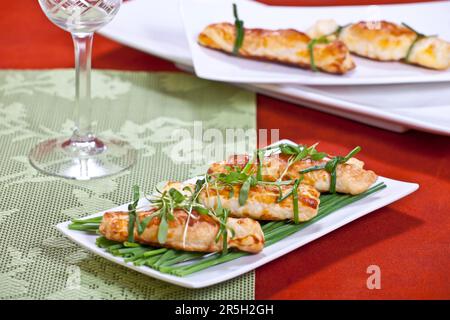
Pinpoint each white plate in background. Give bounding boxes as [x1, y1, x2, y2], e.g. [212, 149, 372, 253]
[97, 0, 450, 135]
[181, 0, 450, 85]
[177, 64, 450, 134]
[57, 139, 419, 288]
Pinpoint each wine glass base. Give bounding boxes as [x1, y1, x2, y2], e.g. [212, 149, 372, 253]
[29, 137, 137, 180]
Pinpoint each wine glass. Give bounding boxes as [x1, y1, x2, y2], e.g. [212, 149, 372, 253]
[30, 0, 136, 180]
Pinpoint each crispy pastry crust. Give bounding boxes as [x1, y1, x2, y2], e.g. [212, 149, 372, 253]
[408, 36, 450, 70]
[198, 22, 356, 74]
[208, 154, 378, 195]
[165, 180, 320, 222]
[200, 183, 320, 222]
[99, 210, 264, 253]
[339, 21, 450, 70]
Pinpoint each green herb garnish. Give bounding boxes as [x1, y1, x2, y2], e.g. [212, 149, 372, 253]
[157, 214, 169, 244]
[212, 154, 257, 206]
[127, 185, 140, 242]
[276, 175, 303, 203]
[145, 179, 235, 253]
[238, 176, 253, 206]
[232, 3, 245, 55]
[213, 194, 232, 254]
[307, 35, 330, 72]
[305, 22, 350, 72]
[277, 143, 327, 181]
[256, 149, 264, 181]
[68, 141, 385, 277]
[291, 178, 301, 224]
[299, 146, 361, 193]
[145, 188, 186, 244]
[402, 22, 426, 38]
[333, 23, 350, 38]
[401, 22, 436, 62]
[402, 23, 425, 62]
[335, 25, 343, 37]
[70, 183, 387, 276]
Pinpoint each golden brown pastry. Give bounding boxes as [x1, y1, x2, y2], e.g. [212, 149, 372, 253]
[200, 183, 320, 222]
[337, 20, 450, 70]
[164, 180, 320, 222]
[208, 153, 378, 195]
[99, 210, 265, 253]
[198, 22, 356, 74]
[407, 36, 450, 70]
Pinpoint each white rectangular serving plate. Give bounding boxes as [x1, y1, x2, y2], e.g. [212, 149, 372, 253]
[97, 0, 450, 135]
[181, 0, 450, 85]
[57, 139, 419, 288]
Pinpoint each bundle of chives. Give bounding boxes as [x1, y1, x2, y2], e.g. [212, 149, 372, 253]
[68, 216, 103, 232]
[94, 236, 209, 271]
[68, 182, 386, 276]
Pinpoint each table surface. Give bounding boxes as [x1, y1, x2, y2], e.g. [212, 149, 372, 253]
[1, 0, 448, 300]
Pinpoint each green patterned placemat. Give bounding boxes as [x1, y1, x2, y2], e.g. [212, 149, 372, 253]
[0, 70, 256, 300]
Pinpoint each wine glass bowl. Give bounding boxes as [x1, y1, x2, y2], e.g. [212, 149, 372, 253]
[30, 0, 136, 180]
[38, 0, 121, 34]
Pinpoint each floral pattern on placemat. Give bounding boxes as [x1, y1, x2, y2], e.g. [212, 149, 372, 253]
[0, 70, 256, 300]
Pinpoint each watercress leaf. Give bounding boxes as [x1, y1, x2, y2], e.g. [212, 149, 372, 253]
[183, 185, 193, 194]
[137, 214, 156, 235]
[292, 146, 309, 162]
[168, 188, 185, 203]
[195, 178, 206, 194]
[279, 144, 298, 155]
[229, 225, 236, 238]
[157, 215, 169, 244]
[239, 177, 252, 206]
[167, 210, 175, 221]
[215, 194, 224, 217]
[310, 152, 327, 160]
[193, 205, 209, 215]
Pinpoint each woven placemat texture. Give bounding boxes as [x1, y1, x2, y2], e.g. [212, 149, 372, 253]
[0, 70, 256, 300]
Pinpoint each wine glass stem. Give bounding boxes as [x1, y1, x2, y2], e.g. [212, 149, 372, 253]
[72, 32, 94, 143]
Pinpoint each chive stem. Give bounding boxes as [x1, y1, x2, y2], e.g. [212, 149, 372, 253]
[232, 3, 245, 55]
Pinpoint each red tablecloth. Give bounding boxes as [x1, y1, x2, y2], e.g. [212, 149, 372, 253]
[2, 0, 448, 300]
